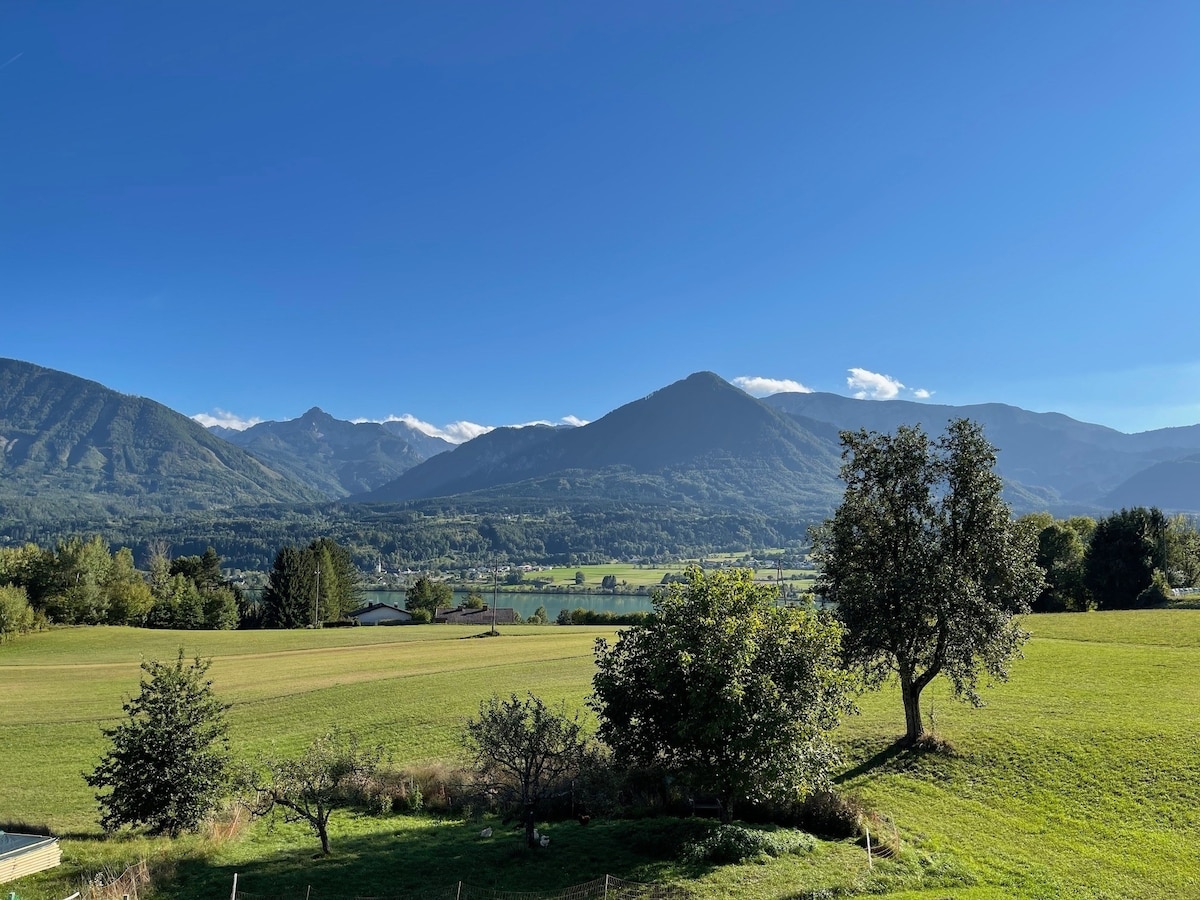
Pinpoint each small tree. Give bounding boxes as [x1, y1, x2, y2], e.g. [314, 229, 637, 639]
[592, 567, 853, 823]
[812, 420, 1043, 744]
[85, 651, 231, 836]
[406, 576, 453, 615]
[0, 584, 37, 641]
[465, 693, 589, 847]
[253, 728, 381, 855]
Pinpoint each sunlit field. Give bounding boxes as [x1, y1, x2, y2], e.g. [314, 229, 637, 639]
[3, 611, 1198, 899]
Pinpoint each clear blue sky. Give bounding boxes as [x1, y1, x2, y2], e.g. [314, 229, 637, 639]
[3, 2, 1198, 438]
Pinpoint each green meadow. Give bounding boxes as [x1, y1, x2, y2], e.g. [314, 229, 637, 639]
[3, 611, 1199, 899]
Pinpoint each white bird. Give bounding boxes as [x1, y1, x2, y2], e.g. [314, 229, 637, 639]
[540, 835, 550, 848]
[480, 827, 492, 838]
[533, 829, 540, 840]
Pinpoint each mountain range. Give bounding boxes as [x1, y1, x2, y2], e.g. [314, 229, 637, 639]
[2, 356, 1199, 526]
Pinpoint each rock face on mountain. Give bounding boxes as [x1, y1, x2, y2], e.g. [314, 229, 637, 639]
[214, 407, 448, 498]
[358, 372, 845, 515]
[379, 420, 456, 460]
[0, 357, 320, 516]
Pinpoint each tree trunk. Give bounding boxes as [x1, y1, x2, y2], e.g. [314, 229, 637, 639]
[719, 792, 734, 825]
[900, 670, 923, 744]
[523, 803, 536, 848]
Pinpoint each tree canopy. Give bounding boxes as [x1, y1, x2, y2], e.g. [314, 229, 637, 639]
[405, 576, 453, 614]
[591, 566, 853, 822]
[812, 419, 1043, 744]
[262, 539, 361, 628]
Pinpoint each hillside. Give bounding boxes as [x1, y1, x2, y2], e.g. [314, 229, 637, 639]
[763, 390, 1198, 509]
[359, 373, 844, 516]
[0, 358, 321, 517]
[1103, 452, 1200, 511]
[214, 407, 443, 498]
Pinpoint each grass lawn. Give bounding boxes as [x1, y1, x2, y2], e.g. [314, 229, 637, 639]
[3, 611, 1199, 899]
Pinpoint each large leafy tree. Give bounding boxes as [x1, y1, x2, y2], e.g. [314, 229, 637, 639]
[85, 652, 231, 836]
[465, 693, 590, 846]
[1018, 514, 1091, 612]
[1084, 507, 1168, 609]
[591, 567, 853, 823]
[812, 419, 1043, 745]
[405, 575, 453, 615]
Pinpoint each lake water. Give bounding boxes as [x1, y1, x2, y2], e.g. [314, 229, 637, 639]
[361, 590, 655, 621]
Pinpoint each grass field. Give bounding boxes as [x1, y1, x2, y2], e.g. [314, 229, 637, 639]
[3, 611, 1199, 899]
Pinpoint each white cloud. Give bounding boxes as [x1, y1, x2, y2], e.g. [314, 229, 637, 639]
[364, 414, 493, 444]
[912, 388, 933, 400]
[191, 409, 264, 431]
[732, 376, 813, 398]
[354, 412, 587, 444]
[847, 368, 904, 401]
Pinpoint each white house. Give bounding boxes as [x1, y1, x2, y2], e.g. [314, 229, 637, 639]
[347, 602, 413, 625]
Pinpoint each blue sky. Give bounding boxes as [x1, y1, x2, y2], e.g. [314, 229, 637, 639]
[2, 2, 1198, 440]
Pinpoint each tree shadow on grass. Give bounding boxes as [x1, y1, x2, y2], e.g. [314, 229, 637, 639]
[164, 814, 719, 899]
[834, 734, 956, 785]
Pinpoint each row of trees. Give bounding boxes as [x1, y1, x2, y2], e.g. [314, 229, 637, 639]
[0, 539, 242, 630]
[1022, 506, 1200, 612]
[258, 539, 361, 627]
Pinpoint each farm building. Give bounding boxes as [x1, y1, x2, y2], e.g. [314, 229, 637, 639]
[0, 832, 61, 884]
[435, 605, 518, 625]
[347, 602, 413, 625]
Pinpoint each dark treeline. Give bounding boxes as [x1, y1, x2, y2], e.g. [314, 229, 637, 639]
[0, 500, 811, 572]
[1021, 507, 1200, 611]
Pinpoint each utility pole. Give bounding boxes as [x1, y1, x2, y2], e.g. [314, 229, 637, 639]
[313, 563, 321, 628]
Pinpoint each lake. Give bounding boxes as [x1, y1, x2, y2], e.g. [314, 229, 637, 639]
[360, 590, 655, 621]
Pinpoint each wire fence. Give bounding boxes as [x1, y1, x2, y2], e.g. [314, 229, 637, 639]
[231, 874, 686, 900]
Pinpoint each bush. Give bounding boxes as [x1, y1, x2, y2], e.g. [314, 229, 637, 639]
[797, 789, 866, 838]
[681, 823, 815, 864]
[0, 584, 38, 642]
[1137, 569, 1174, 608]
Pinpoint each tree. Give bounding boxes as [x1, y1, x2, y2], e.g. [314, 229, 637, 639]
[812, 420, 1043, 745]
[465, 693, 589, 846]
[85, 651, 231, 836]
[405, 576, 453, 615]
[262, 546, 319, 627]
[1084, 507, 1168, 609]
[0, 585, 37, 642]
[1165, 514, 1200, 589]
[591, 567, 853, 823]
[1018, 514, 1091, 612]
[574, 570, 586, 585]
[105, 547, 155, 625]
[253, 728, 381, 855]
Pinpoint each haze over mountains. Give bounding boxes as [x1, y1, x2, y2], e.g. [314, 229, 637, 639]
[2, 356, 1199, 526]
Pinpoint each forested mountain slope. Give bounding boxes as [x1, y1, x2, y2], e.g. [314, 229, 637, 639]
[0, 358, 321, 518]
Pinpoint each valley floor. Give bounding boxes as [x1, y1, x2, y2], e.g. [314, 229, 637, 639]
[2, 612, 1198, 899]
